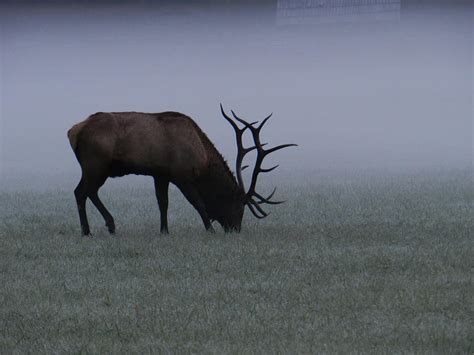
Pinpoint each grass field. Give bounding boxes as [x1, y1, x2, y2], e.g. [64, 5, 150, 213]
[0, 169, 472, 353]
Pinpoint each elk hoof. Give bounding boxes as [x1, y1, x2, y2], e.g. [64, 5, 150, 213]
[106, 222, 115, 234]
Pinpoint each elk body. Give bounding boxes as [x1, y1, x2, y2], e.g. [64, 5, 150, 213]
[68, 105, 296, 235]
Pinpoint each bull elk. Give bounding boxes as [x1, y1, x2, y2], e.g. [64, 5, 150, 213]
[68, 105, 296, 235]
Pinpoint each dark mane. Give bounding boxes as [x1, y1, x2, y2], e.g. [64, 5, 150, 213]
[178, 113, 237, 184]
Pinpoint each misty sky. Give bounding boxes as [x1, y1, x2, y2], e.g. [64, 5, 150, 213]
[0, 1, 472, 183]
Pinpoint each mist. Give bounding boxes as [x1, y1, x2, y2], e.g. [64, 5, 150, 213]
[0, 1, 472, 184]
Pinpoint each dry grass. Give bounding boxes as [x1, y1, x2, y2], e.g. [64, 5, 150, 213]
[0, 170, 473, 353]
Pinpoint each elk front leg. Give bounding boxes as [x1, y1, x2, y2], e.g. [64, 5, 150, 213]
[177, 183, 215, 233]
[154, 177, 170, 234]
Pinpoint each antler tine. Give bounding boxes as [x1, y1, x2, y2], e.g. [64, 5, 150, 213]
[264, 143, 298, 156]
[231, 110, 270, 132]
[259, 164, 279, 173]
[257, 113, 272, 132]
[263, 186, 277, 200]
[220, 103, 240, 131]
[246, 202, 267, 219]
[247, 199, 269, 218]
[254, 188, 285, 205]
[219, 104, 247, 132]
[230, 110, 254, 129]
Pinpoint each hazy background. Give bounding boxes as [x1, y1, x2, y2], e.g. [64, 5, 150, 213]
[0, 0, 472, 187]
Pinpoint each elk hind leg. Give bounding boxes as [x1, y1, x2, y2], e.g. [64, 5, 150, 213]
[74, 178, 91, 236]
[86, 174, 115, 234]
[89, 189, 115, 234]
[75, 170, 115, 236]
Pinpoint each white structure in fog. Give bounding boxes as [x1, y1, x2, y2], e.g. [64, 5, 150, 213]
[277, 0, 401, 25]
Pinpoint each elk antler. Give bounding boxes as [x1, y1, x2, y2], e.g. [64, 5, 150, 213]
[220, 104, 297, 218]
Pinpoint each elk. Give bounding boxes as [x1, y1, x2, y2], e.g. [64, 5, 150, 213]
[68, 105, 296, 235]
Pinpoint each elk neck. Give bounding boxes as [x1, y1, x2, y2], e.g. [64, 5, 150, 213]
[195, 156, 245, 219]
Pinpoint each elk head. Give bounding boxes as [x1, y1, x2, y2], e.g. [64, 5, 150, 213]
[219, 104, 297, 231]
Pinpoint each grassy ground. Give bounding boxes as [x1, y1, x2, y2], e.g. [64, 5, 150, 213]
[0, 170, 472, 353]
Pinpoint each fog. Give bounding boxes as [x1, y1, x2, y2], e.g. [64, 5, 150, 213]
[0, 1, 472, 185]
